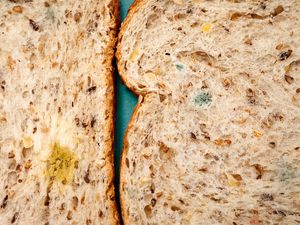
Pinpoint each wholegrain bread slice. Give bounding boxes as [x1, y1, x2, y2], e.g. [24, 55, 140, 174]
[0, 0, 119, 224]
[117, 0, 300, 224]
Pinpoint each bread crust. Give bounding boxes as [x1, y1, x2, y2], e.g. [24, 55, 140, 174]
[116, 0, 147, 96]
[103, 0, 121, 223]
[120, 95, 145, 225]
[117, 1, 158, 224]
[117, 0, 300, 224]
[0, 0, 121, 224]
[117, 1, 152, 223]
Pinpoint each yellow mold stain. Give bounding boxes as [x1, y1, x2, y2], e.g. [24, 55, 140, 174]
[45, 143, 77, 184]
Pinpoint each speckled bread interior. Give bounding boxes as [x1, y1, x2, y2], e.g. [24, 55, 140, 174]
[117, 0, 300, 224]
[0, 0, 120, 224]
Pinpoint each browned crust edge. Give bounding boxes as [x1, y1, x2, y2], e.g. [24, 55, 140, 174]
[102, 0, 121, 224]
[120, 95, 145, 225]
[115, 0, 147, 96]
[115, 1, 149, 224]
[0, 0, 120, 224]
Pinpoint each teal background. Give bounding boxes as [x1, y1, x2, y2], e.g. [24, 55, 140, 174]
[114, 0, 137, 212]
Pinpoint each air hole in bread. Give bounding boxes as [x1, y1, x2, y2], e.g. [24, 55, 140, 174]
[171, 206, 181, 211]
[151, 198, 157, 207]
[146, 13, 160, 29]
[150, 183, 155, 193]
[8, 159, 16, 170]
[22, 147, 31, 158]
[7, 171, 17, 186]
[137, 83, 146, 89]
[72, 196, 78, 210]
[98, 209, 104, 218]
[66, 210, 72, 220]
[158, 142, 174, 160]
[149, 165, 155, 178]
[125, 158, 130, 168]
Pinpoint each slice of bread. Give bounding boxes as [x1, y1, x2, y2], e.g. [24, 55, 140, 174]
[117, 0, 300, 224]
[0, 0, 119, 224]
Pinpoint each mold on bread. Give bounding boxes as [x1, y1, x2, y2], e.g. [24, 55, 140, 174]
[0, 0, 120, 224]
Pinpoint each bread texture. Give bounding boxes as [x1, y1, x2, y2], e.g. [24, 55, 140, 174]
[0, 0, 119, 224]
[117, 0, 300, 224]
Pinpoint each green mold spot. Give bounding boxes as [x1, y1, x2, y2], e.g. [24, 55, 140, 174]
[194, 92, 212, 106]
[279, 164, 297, 182]
[175, 63, 184, 71]
[46, 8, 55, 22]
[45, 143, 77, 184]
